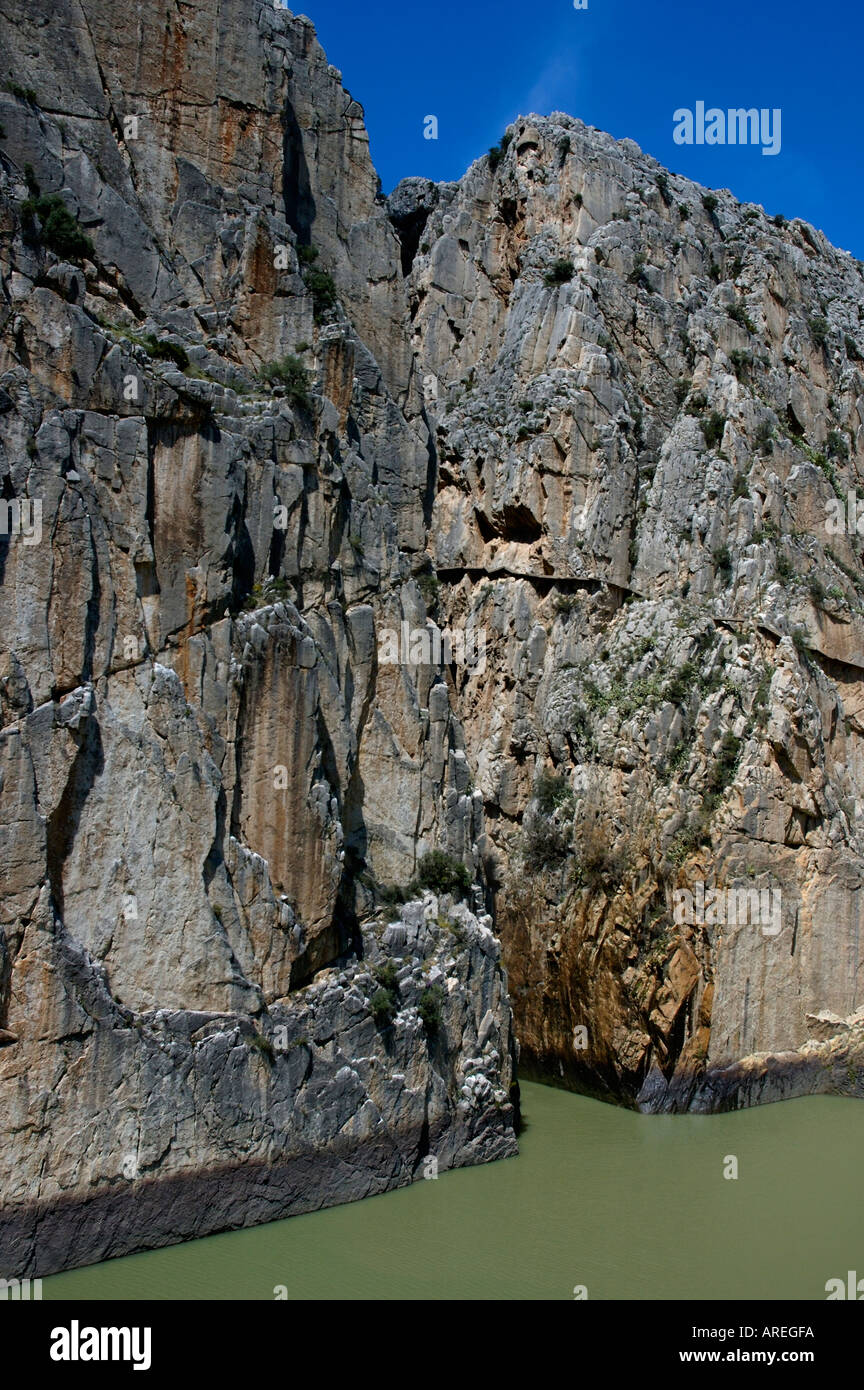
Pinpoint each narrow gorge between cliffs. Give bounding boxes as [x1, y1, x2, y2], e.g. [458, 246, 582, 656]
[2, 0, 864, 1282]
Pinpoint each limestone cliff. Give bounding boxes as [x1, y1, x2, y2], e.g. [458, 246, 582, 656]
[0, 0, 516, 1276]
[394, 122, 864, 1112]
[1, 0, 864, 1276]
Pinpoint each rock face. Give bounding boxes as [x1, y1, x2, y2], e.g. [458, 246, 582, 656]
[2, 0, 864, 1274]
[0, 0, 516, 1276]
[397, 120, 864, 1113]
[1, 893, 516, 1276]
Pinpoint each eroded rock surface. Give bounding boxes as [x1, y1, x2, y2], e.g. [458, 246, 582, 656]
[2, 0, 864, 1276]
[0, 0, 516, 1276]
[399, 117, 864, 1111]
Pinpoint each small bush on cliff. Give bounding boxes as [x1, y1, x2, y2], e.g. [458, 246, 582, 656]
[571, 814, 629, 890]
[827, 429, 849, 461]
[248, 1033, 275, 1063]
[242, 576, 291, 612]
[522, 814, 571, 873]
[663, 660, 699, 706]
[417, 570, 440, 610]
[521, 773, 575, 873]
[302, 264, 338, 323]
[545, 258, 575, 286]
[629, 251, 650, 288]
[712, 545, 732, 582]
[809, 315, 830, 349]
[728, 302, 756, 334]
[411, 851, 471, 900]
[707, 731, 742, 796]
[487, 132, 512, 172]
[419, 984, 445, 1034]
[732, 470, 750, 499]
[378, 882, 407, 906]
[21, 192, 93, 260]
[140, 333, 190, 370]
[259, 353, 311, 408]
[374, 960, 400, 992]
[6, 80, 37, 103]
[535, 769, 574, 816]
[702, 412, 725, 450]
[554, 592, 581, 614]
[791, 626, 813, 658]
[370, 987, 397, 1027]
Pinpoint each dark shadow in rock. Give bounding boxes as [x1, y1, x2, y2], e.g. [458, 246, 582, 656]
[45, 707, 105, 922]
[282, 99, 315, 245]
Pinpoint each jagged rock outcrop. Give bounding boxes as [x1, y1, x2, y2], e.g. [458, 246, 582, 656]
[2, 888, 516, 1275]
[2, 0, 864, 1276]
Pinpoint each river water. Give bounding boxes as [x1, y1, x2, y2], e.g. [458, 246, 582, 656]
[44, 1081, 863, 1300]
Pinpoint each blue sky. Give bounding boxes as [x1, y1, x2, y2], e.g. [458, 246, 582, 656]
[302, 0, 863, 259]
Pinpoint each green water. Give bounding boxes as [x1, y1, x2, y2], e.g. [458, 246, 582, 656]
[45, 1081, 862, 1301]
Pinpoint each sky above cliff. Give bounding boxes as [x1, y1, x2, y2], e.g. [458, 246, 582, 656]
[304, 0, 863, 260]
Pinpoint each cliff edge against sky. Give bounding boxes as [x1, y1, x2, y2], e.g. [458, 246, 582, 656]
[1, 0, 864, 1274]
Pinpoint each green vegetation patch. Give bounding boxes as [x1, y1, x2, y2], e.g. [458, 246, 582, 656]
[21, 192, 93, 260]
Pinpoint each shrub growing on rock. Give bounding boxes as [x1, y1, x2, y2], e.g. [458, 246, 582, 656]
[21, 192, 93, 260]
[535, 769, 574, 815]
[370, 987, 397, 1026]
[419, 985, 445, 1033]
[544, 258, 575, 286]
[412, 851, 471, 899]
[303, 267, 338, 323]
[140, 333, 190, 370]
[259, 353, 311, 408]
[379, 883, 407, 906]
[708, 731, 742, 795]
[702, 412, 726, 449]
[374, 960, 400, 992]
[728, 303, 756, 333]
[809, 315, 830, 349]
[487, 132, 512, 172]
[248, 1033, 275, 1063]
[6, 80, 37, 103]
[712, 545, 732, 581]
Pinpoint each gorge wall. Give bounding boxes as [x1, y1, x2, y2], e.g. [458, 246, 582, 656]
[396, 122, 864, 1113]
[0, 0, 517, 1277]
[1, 0, 863, 1275]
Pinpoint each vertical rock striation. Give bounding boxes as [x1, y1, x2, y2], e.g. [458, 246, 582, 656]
[2, 0, 864, 1276]
[0, 0, 516, 1276]
[397, 118, 864, 1112]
